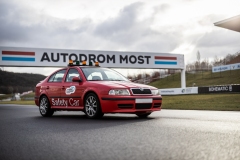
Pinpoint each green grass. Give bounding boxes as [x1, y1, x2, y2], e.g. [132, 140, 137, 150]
[162, 94, 240, 111]
[21, 92, 35, 98]
[0, 100, 35, 105]
[0, 94, 12, 100]
[0, 92, 35, 104]
[0, 92, 35, 100]
[150, 69, 240, 88]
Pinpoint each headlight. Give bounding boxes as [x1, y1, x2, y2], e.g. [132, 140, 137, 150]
[109, 89, 130, 95]
[151, 89, 160, 95]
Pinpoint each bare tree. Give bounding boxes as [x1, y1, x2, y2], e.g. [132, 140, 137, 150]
[136, 74, 142, 80]
[197, 51, 201, 70]
[194, 51, 201, 70]
[152, 71, 160, 78]
[212, 55, 220, 66]
[197, 51, 201, 63]
[201, 58, 210, 70]
[185, 51, 238, 71]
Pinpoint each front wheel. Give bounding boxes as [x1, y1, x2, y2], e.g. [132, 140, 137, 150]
[136, 112, 151, 118]
[84, 93, 104, 119]
[39, 95, 54, 117]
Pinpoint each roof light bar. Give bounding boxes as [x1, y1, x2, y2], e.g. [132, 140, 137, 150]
[95, 61, 99, 67]
[69, 59, 73, 65]
[82, 60, 86, 65]
[68, 60, 100, 67]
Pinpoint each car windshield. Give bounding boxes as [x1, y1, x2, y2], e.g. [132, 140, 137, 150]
[81, 67, 129, 81]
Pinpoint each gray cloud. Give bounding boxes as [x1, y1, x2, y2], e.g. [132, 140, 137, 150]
[0, 1, 30, 42]
[94, 2, 143, 43]
[196, 31, 240, 60]
[198, 30, 239, 47]
[0, 0, 239, 66]
[0, 1, 187, 53]
[0, 0, 94, 48]
[195, 14, 240, 59]
[93, 2, 181, 52]
[153, 3, 170, 14]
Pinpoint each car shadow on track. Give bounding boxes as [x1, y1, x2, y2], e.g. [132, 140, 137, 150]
[34, 113, 156, 121]
[31, 112, 157, 133]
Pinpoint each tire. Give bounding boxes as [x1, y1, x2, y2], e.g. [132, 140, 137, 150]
[136, 112, 151, 118]
[84, 93, 104, 118]
[39, 95, 54, 117]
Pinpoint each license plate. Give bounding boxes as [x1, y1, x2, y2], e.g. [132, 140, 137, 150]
[135, 99, 152, 103]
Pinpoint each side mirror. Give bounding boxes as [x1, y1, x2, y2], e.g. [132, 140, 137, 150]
[72, 77, 82, 82]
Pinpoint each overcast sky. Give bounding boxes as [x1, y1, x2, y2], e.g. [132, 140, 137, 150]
[0, 0, 240, 76]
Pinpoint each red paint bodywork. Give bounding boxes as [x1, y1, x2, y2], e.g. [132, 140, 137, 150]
[35, 66, 162, 114]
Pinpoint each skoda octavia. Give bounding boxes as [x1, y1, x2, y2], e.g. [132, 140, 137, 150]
[35, 61, 162, 118]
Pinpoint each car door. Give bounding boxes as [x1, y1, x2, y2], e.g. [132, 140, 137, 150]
[46, 69, 67, 108]
[62, 68, 84, 109]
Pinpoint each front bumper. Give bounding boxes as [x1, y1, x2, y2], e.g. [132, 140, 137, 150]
[100, 96, 162, 113]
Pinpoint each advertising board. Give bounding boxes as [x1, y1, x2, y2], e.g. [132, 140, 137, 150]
[0, 46, 184, 69]
[212, 63, 240, 73]
[198, 85, 240, 93]
[159, 87, 198, 95]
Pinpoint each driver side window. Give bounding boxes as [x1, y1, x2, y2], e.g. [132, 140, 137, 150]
[65, 68, 80, 82]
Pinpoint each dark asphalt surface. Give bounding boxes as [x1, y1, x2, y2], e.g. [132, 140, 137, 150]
[0, 104, 240, 160]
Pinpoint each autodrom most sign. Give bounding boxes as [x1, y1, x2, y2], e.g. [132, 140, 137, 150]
[0, 46, 184, 69]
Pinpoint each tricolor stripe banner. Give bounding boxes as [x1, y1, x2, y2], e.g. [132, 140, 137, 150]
[154, 56, 177, 65]
[2, 51, 35, 62]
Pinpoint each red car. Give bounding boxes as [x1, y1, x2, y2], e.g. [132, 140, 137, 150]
[35, 61, 162, 118]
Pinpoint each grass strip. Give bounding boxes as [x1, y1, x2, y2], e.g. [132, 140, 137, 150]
[0, 100, 35, 105]
[162, 93, 240, 111]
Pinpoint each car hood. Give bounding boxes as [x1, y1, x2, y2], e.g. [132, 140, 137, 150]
[89, 81, 157, 89]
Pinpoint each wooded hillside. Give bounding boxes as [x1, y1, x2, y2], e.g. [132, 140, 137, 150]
[0, 70, 46, 94]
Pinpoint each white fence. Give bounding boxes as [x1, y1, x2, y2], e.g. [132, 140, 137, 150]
[159, 87, 198, 95]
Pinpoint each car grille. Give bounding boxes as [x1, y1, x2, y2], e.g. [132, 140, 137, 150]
[131, 88, 152, 95]
[135, 103, 152, 109]
[118, 104, 134, 109]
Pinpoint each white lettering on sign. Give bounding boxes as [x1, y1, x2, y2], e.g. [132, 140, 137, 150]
[161, 90, 174, 93]
[51, 98, 80, 107]
[65, 86, 76, 95]
[209, 85, 232, 92]
[52, 98, 68, 107]
[69, 98, 79, 106]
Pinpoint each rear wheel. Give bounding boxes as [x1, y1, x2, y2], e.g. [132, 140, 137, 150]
[84, 93, 104, 118]
[136, 112, 151, 118]
[39, 95, 54, 117]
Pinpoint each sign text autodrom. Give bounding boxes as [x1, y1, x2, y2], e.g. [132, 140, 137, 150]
[40, 52, 151, 64]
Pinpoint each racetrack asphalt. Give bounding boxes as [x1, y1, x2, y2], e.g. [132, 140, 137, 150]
[0, 104, 240, 160]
